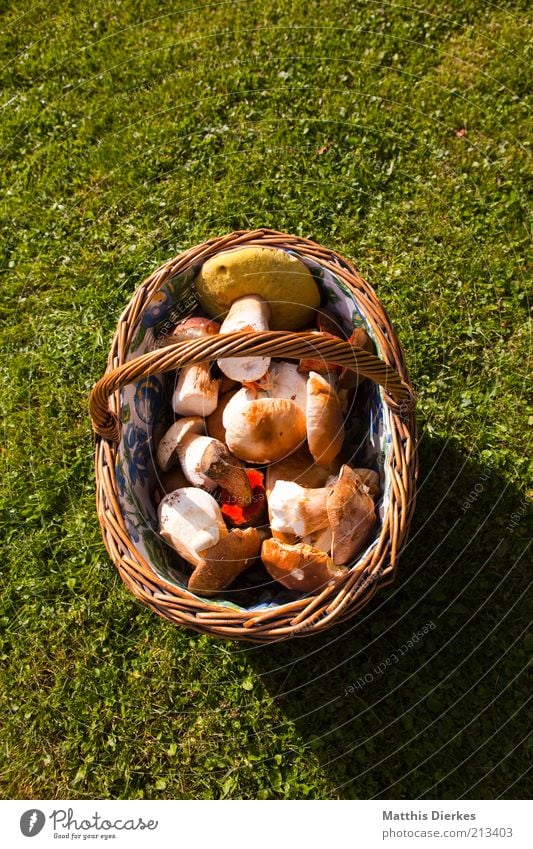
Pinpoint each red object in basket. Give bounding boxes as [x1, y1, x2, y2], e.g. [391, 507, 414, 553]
[219, 469, 267, 526]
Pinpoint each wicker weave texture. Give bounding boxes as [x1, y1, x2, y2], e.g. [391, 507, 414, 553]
[90, 229, 418, 642]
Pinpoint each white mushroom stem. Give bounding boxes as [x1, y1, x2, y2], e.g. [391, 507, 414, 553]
[158, 488, 228, 568]
[155, 416, 204, 472]
[177, 432, 252, 504]
[172, 362, 219, 417]
[217, 294, 271, 382]
[171, 319, 220, 416]
[268, 480, 332, 538]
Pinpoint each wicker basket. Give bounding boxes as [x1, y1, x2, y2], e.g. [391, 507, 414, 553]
[89, 229, 417, 642]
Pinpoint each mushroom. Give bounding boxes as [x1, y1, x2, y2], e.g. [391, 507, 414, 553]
[221, 364, 308, 464]
[155, 416, 204, 472]
[178, 432, 252, 504]
[306, 370, 344, 467]
[156, 417, 252, 504]
[158, 487, 228, 568]
[257, 361, 307, 414]
[266, 465, 378, 565]
[206, 388, 238, 443]
[172, 318, 220, 417]
[223, 393, 307, 464]
[268, 480, 331, 538]
[164, 316, 221, 343]
[327, 465, 377, 565]
[265, 446, 339, 495]
[188, 527, 262, 597]
[261, 537, 346, 593]
[217, 294, 271, 383]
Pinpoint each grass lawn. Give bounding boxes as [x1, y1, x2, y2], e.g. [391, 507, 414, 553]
[0, 0, 531, 800]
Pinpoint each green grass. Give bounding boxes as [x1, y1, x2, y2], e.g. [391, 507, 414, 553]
[0, 0, 531, 800]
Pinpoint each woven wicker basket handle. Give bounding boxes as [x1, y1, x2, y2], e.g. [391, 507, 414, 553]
[89, 330, 416, 442]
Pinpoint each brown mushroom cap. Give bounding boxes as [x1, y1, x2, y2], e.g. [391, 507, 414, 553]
[306, 371, 345, 468]
[188, 527, 261, 597]
[327, 465, 377, 565]
[225, 396, 307, 464]
[265, 446, 339, 495]
[261, 537, 346, 593]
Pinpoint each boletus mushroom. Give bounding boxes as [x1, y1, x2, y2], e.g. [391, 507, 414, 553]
[327, 465, 377, 564]
[158, 487, 228, 569]
[188, 527, 262, 597]
[306, 370, 344, 467]
[158, 488, 261, 596]
[221, 362, 308, 464]
[261, 537, 346, 593]
[156, 417, 252, 504]
[172, 318, 221, 417]
[217, 294, 271, 383]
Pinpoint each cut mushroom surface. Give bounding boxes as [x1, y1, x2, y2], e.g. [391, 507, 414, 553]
[261, 537, 346, 593]
[217, 294, 271, 382]
[158, 487, 227, 568]
[268, 480, 331, 538]
[306, 370, 344, 467]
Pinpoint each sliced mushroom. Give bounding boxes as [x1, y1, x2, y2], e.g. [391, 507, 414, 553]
[306, 370, 344, 467]
[177, 432, 252, 504]
[261, 537, 346, 593]
[158, 487, 228, 568]
[265, 446, 339, 495]
[155, 416, 204, 472]
[217, 294, 271, 382]
[327, 465, 376, 565]
[268, 480, 331, 538]
[188, 527, 262, 597]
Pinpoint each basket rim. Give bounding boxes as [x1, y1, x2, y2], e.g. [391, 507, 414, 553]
[93, 228, 418, 641]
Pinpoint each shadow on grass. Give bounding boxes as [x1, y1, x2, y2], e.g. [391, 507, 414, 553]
[245, 434, 531, 800]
